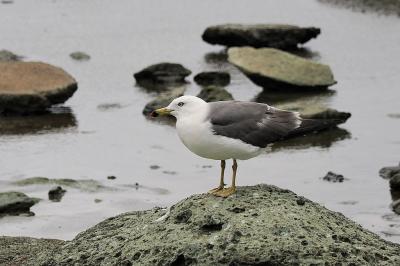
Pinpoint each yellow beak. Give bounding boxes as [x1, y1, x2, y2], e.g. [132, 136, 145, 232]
[151, 107, 173, 117]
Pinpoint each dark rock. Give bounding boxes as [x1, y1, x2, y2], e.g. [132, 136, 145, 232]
[322, 171, 345, 182]
[134, 63, 191, 91]
[202, 24, 320, 49]
[228, 47, 336, 91]
[197, 86, 233, 102]
[389, 174, 400, 190]
[391, 199, 400, 215]
[150, 165, 160, 170]
[194, 71, 230, 87]
[0, 62, 78, 114]
[380, 165, 400, 180]
[0, 191, 38, 215]
[318, 0, 400, 16]
[0, 236, 65, 265]
[296, 197, 306, 206]
[0, 50, 21, 61]
[48, 186, 66, 202]
[33, 185, 400, 265]
[107, 175, 117, 180]
[143, 86, 185, 116]
[94, 199, 102, 203]
[70, 51, 90, 61]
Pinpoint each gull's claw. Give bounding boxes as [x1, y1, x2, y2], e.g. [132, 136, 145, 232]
[213, 186, 236, 198]
[208, 186, 224, 195]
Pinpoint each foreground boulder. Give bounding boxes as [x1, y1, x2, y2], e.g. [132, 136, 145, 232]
[228, 47, 336, 91]
[0, 62, 77, 114]
[35, 185, 400, 265]
[134, 63, 191, 91]
[0, 236, 64, 265]
[0, 191, 38, 216]
[202, 24, 320, 49]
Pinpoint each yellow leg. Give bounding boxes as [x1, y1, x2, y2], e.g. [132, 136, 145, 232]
[214, 159, 237, 197]
[208, 160, 225, 194]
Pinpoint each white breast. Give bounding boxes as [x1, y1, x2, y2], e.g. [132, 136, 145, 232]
[176, 116, 263, 161]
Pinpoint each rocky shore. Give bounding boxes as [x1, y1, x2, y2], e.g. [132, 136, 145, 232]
[1, 185, 399, 265]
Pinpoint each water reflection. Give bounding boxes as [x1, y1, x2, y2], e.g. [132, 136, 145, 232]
[254, 90, 335, 106]
[0, 107, 77, 135]
[204, 49, 228, 64]
[271, 127, 351, 151]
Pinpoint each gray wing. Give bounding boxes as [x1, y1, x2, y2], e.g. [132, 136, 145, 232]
[208, 101, 301, 148]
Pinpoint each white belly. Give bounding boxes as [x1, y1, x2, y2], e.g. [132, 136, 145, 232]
[176, 119, 263, 160]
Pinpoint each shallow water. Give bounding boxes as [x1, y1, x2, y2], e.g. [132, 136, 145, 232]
[1, 0, 400, 241]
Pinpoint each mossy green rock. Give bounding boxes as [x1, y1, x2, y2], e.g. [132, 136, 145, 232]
[12, 177, 106, 192]
[228, 47, 336, 91]
[36, 185, 400, 265]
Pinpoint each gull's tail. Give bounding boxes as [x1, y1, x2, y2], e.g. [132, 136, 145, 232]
[287, 114, 350, 138]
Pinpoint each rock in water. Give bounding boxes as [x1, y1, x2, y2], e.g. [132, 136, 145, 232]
[48, 186, 66, 202]
[36, 185, 400, 265]
[380, 165, 400, 180]
[0, 50, 21, 62]
[0, 191, 38, 215]
[197, 86, 233, 102]
[143, 86, 185, 115]
[194, 71, 230, 87]
[0, 62, 77, 114]
[134, 63, 191, 91]
[70, 51, 90, 61]
[228, 47, 336, 91]
[322, 171, 345, 182]
[202, 24, 320, 49]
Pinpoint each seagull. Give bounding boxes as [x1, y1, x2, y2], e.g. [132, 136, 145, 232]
[151, 95, 310, 197]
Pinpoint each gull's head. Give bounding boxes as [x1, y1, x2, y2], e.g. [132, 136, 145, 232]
[151, 95, 208, 119]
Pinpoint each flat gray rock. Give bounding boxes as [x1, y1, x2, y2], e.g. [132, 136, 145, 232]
[35, 185, 400, 265]
[228, 47, 336, 91]
[0, 62, 77, 114]
[202, 24, 320, 49]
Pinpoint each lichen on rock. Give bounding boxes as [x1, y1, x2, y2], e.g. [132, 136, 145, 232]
[35, 185, 400, 265]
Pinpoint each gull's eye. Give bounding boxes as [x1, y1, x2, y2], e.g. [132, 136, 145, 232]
[178, 102, 184, 107]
